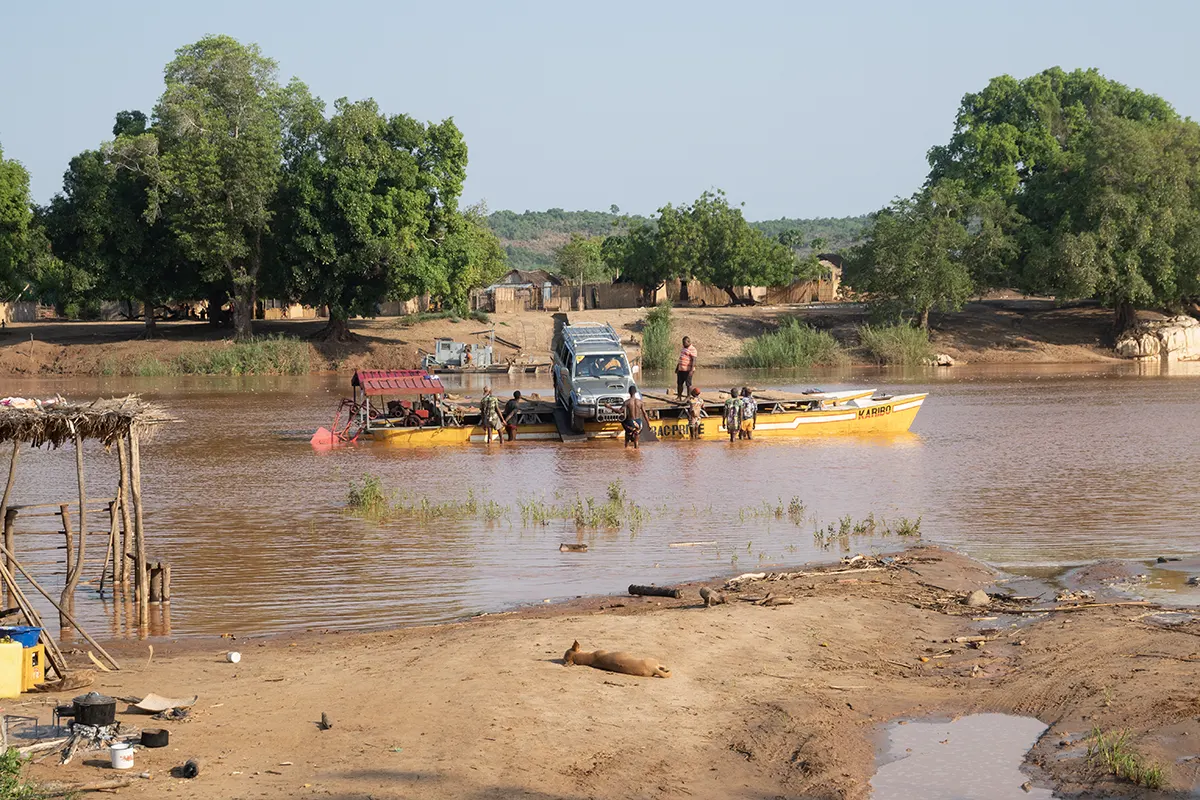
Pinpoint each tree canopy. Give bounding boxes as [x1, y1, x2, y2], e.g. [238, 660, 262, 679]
[0, 143, 33, 298]
[850, 67, 1200, 329]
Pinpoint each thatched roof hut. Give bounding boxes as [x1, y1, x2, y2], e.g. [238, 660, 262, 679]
[0, 396, 169, 448]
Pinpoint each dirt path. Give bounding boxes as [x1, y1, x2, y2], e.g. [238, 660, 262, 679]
[0, 300, 1128, 377]
[18, 546, 1200, 798]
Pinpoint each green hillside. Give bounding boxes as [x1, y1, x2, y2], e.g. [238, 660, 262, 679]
[486, 209, 870, 270]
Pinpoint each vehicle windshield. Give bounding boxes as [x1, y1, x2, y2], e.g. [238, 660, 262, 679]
[573, 353, 630, 378]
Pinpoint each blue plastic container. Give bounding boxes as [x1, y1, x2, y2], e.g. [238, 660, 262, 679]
[0, 626, 42, 648]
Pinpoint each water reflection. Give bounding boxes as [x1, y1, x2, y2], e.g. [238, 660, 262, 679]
[3, 361, 1199, 639]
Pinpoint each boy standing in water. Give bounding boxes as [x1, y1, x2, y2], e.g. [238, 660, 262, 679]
[503, 391, 522, 442]
[623, 386, 645, 449]
[686, 387, 705, 439]
[724, 388, 741, 443]
[739, 387, 756, 440]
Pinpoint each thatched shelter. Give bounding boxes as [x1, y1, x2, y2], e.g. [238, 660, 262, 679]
[0, 396, 168, 448]
[0, 395, 172, 674]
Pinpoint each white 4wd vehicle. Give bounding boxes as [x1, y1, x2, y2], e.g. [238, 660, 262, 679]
[552, 322, 637, 433]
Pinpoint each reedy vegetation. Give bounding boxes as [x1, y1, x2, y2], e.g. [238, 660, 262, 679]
[639, 300, 675, 371]
[857, 323, 934, 365]
[733, 319, 847, 369]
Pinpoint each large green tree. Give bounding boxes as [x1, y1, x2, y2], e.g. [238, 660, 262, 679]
[1021, 114, 1200, 330]
[846, 181, 987, 329]
[152, 35, 299, 339]
[553, 233, 607, 305]
[601, 221, 663, 296]
[274, 97, 477, 338]
[924, 67, 1197, 327]
[657, 190, 797, 304]
[0, 142, 33, 298]
[44, 112, 194, 334]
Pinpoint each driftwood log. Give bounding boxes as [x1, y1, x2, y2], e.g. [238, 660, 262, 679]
[699, 587, 726, 607]
[628, 584, 682, 599]
[559, 543, 588, 553]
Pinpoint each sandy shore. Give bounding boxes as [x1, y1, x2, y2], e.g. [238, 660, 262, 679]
[14, 545, 1200, 799]
[0, 300, 1127, 377]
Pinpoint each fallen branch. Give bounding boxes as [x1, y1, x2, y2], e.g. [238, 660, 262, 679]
[768, 567, 885, 581]
[628, 584, 682, 599]
[669, 542, 716, 548]
[40, 778, 134, 796]
[16, 737, 68, 756]
[725, 572, 766, 588]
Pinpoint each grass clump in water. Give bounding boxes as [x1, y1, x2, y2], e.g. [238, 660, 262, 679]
[1087, 728, 1166, 789]
[640, 300, 674, 371]
[347, 474, 389, 518]
[733, 319, 846, 369]
[857, 323, 934, 366]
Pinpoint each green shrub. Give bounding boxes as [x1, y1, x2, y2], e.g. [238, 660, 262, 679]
[0, 747, 43, 799]
[733, 319, 846, 369]
[347, 474, 389, 517]
[640, 300, 674, 371]
[174, 335, 311, 375]
[1087, 728, 1166, 789]
[858, 323, 934, 365]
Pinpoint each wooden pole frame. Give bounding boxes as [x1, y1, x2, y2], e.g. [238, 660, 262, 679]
[58, 431, 89, 625]
[129, 431, 149, 627]
[115, 438, 133, 590]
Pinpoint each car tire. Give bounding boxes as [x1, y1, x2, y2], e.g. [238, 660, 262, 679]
[569, 401, 586, 434]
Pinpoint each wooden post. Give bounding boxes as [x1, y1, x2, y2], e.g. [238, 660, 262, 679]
[2, 508, 15, 609]
[59, 504, 73, 628]
[58, 431, 89, 629]
[0, 442, 17, 532]
[98, 500, 118, 596]
[149, 563, 163, 603]
[115, 438, 133, 590]
[161, 563, 171, 603]
[129, 431, 149, 628]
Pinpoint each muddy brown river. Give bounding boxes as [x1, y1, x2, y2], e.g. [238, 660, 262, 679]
[3, 362, 1199, 639]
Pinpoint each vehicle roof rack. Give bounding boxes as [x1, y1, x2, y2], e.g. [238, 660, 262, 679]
[562, 322, 622, 348]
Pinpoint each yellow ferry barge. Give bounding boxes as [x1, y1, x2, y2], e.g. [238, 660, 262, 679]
[312, 371, 926, 448]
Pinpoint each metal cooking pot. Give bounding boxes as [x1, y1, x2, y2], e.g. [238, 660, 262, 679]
[73, 692, 116, 727]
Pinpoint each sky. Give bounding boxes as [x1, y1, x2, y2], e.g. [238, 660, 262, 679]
[2, 0, 1198, 220]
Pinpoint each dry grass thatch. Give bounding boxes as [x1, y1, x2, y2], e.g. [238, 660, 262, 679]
[0, 396, 170, 448]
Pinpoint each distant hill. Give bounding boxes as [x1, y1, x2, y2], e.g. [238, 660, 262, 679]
[486, 209, 870, 270]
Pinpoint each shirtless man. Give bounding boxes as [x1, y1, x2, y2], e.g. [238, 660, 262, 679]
[622, 386, 645, 449]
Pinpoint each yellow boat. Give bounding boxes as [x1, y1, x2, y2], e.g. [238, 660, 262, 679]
[315, 371, 926, 447]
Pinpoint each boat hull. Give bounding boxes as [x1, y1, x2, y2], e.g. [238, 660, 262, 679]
[367, 394, 927, 445]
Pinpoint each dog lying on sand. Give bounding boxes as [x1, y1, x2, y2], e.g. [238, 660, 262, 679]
[563, 640, 671, 678]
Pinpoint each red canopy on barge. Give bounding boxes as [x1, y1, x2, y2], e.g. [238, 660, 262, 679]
[351, 370, 445, 398]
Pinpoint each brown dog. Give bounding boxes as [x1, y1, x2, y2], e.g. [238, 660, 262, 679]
[563, 640, 671, 678]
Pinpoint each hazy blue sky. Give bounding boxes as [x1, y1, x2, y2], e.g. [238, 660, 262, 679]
[2, 1, 1196, 219]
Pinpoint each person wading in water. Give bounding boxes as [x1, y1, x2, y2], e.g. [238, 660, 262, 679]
[503, 391, 522, 442]
[623, 386, 645, 449]
[739, 387, 756, 440]
[724, 387, 741, 443]
[480, 387, 503, 445]
[675, 336, 697, 399]
[686, 387, 705, 440]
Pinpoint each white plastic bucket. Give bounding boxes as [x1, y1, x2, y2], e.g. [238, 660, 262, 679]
[109, 742, 134, 769]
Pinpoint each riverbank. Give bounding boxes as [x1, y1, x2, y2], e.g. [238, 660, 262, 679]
[17, 545, 1200, 798]
[0, 300, 1127, 377]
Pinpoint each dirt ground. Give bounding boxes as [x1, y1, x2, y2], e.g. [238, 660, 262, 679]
[14, 545, 1200, 799]
[0, 299, 1132, 377]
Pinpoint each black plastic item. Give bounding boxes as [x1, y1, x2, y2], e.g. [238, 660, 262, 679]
[54, 705, 75, 718]
[141, 728, 169, 748]
[72, 692, 116, 727]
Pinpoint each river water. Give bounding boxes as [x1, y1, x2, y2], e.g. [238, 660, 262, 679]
[3, 362, 1199, 639]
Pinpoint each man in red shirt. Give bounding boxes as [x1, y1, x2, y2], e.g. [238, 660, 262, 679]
[675, 336, 698, 399]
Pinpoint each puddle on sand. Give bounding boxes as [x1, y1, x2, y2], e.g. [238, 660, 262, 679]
[872, 713, 1053, 799]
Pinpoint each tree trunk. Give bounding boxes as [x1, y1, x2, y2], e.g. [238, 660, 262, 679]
[318, 314, 355, 342]
[918, 306, 930, 330]
[722, 286, 742, 306]
[1114, 300, 1138, 334]
[142, 298, 157, 339]
[230, 291, 254, 341]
